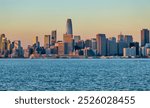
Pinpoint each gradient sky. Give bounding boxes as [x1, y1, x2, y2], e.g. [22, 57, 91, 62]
[0, 0, 150, 47]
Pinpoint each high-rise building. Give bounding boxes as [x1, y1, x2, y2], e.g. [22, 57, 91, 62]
[33, 36, 38, 45]
[1, 37, 7, 52]
[130, 42, 139, 56]
[91, 38, 97, 50]
[66, 19, 73, 35]
[14, 40, 21, 49]
[96, 34, 107, 56]
[117, 34, 128, 56]
[51, 30, 57, 45]
[141, 29, 149, 47]
[56, 41, 65, 56]
[118, 34, 124, 42]
[7, 40, 11, 52]
[107, 37, 117, 56]
[117, 41, 128, 56]
[63, 34, 73, 55]
[76, 40, 85, 49]
[74, 36, 81, 43]
[12, 40, 24, 57]
[85, 39, 92, 48]
[63, 19, 74, 55]
[0, 34, 6, 52]
[125, 35, 133, 47]
[33, 36, 40, 48]
[44, 35, 50, 48]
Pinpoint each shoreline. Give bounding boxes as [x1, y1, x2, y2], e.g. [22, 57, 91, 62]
[0, 57, 150, 60]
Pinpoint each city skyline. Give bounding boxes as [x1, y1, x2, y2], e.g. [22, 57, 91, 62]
[0, 20, 150, 58]
[0, 18, 150, 49]
[0, 0, 150, 47]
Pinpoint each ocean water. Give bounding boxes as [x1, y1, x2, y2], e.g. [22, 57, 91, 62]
[0, 59, 150, 91]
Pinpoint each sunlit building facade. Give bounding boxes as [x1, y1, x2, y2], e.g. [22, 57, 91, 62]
[44, 35, 51, 49]
[51, 30, 57, 46]
[96, 34, 107, 56]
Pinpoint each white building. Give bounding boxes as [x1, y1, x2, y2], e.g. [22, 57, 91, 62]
[123, 47, 136, 57]
[11, 40, 24, 58]
[141, 43, 150, 57]
[146, 48, 150, 57]
[74, 36, 81, 43]
[91, 38, 97, 50]
[140, 47, 146, 57]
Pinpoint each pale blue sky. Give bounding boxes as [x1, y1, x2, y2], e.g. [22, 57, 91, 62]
[0, 0, 150, 47]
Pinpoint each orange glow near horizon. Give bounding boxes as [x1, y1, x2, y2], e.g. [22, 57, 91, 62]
[0, 0, 150, 48]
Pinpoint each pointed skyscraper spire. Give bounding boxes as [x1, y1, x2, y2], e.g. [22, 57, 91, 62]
[66, 19, 73, 35]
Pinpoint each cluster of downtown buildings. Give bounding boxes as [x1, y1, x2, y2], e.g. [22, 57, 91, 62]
[0, 19, 150, 58]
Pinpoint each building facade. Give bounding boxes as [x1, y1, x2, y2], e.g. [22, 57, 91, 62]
[66, 19, 73, 35]
[107, 37, 117, 56]
[51, 30, 57, 46]
[96, 34, 107, 56]
[141, 29, 149, 47]
[44, 35, 51, 49]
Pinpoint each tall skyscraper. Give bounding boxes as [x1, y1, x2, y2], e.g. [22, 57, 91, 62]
[33, 36, 40, 48]
[12, 40, 24, 57]
[91, 38, 97, 50]
[117, 34, 128, 56]
[1, 37, 7, 51]
[117, 41, 128, 56]
[96, 34, 107, 56]
[63, 34, 73, 55]
[7, 40, 11, 52]
[118, 34, 124, 42]
[0, 34, 6, 52]
[66, 19, 73, 35]
[33, 36, 38, 45]
[51, 30, 57, 45]
[125, 35, 133, 46]
[85, 39, 92, 48]
[63, 19, 74, 55]
[44, 35, 50, 48]
[141, 29, 149, 47]
[107, 37, 117, 56]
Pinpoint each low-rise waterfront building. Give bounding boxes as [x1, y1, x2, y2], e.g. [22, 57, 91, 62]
[123, 47, 136, 57]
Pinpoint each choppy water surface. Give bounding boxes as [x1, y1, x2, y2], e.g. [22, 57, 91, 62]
[0, 59, 150, 91]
